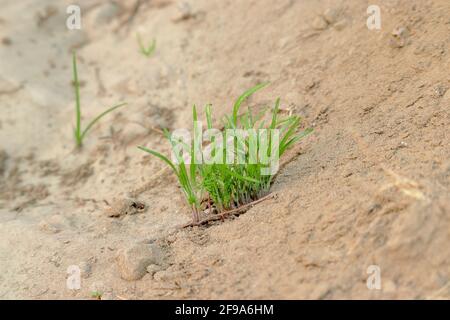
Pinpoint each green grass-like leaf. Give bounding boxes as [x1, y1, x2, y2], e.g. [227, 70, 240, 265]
[137, 33, 156, 57]
[138, 84, 312, 222]
[72, 51, 126, 147]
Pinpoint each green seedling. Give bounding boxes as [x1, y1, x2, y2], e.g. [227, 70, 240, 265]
[138, 126, 202, 223]
[138, 84, 312, 223]
[72, 51, 126, 147]
[137, 33, 156, 57]
[91, 291, 102, 300]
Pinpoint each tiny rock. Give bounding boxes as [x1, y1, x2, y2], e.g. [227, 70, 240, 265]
[312, 15, 328, 30]
[105, 198, 146, 217]
[38, 215, 66, 234]
[323, 8, 340, 25]
[2, 37, 12, 46]
[389, 26, 409, 48]
[433, 85, 447, 98]
[116, 242, 165, 281]
[172, 2, 194, 22]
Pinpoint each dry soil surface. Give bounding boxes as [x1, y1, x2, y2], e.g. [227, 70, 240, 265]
[0, 0, 449, 299]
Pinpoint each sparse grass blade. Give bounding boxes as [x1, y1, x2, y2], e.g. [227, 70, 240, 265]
[71, 51, 126, 148]
[232, 82, 268, 126]
[138, 146, 178, 174]
[79, 102, 127, 142]
[72, 51, 82, 147]
[137, 33, 156, 57]
[205, 104, 213, 129]
[226, 167, 259, 184]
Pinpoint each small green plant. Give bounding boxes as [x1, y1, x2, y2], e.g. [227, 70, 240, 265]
[72, 52, 126, 147]
[136, 33, 156, 57]
[91, 291, 102, 300]
[138, 84, 312, 223]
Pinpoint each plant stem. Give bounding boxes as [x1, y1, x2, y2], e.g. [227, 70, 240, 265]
[72, 51, 82, 147]
[182, 193, 277, 228]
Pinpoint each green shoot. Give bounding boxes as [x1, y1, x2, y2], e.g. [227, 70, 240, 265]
[90, 291, 102, 300]
[72, 51, 127, 147]
[138, 84, 312, 223]
[136, 33, 156, 57]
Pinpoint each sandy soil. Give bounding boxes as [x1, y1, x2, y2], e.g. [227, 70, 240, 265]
[0, 0, 448, 299]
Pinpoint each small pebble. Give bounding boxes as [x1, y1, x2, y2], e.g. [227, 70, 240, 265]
[312, 16, 328, 30]
[323, 8, 339, 24]
[2, 37, 12, 46]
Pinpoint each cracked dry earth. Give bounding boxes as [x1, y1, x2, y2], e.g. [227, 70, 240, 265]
[0, 0, 449, 299]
